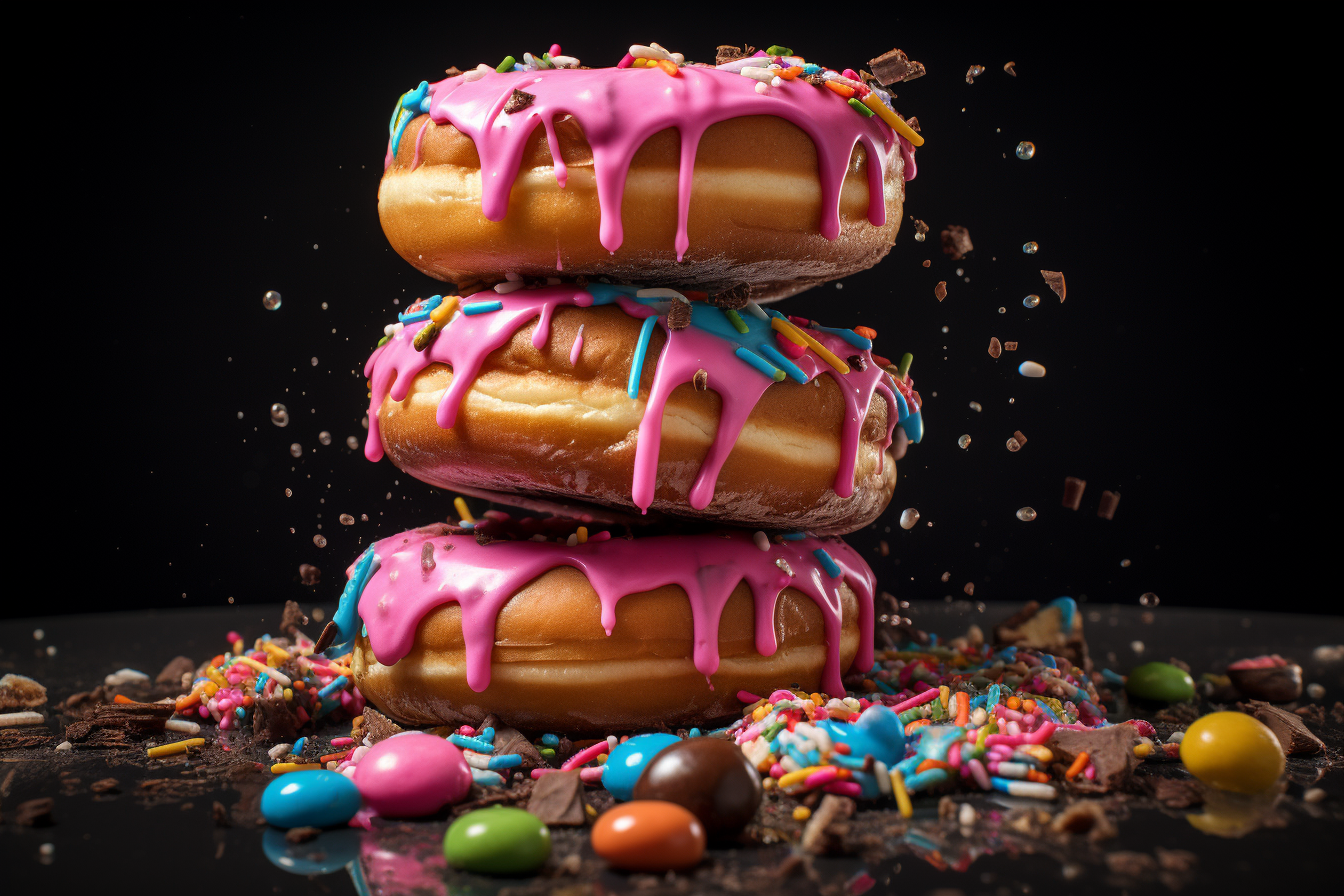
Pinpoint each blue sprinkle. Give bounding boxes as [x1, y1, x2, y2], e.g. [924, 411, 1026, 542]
[487, 753, 523, 770]
[1048, 597, 1078, 634]
[470, 769, 505, 786]
[688, 728, 702, 738]
[928, 632, 938, 647]
[988, 683, 1002, 707]
[317, 676, 349, 699]
[733, 346, 783, 381]
[1100, 668, 1126, 687]
[903, 768, 950, 792]
[803, 63, 823, 74]
[398, 294, 442, 324]
[541, 733, 560, 746]
[253, 675, 267, 694]
[812, 324, 872, 351]
[462, 299, 503, 315]
[450, 734, 495, 753]
[235, 707, 246, 719]
[628, 315, 659, 399]
[757, 342, 808, 383]
[812, 548, 842, 579]
[480, 727, 496, 744]
[873, 678, 897, 695]
[829, 752, 868, 770]
[1040, 654, 1057, 669]
[401, 81, 429, 111]
[785, 744, 810, 767]
[781, 532, 807, 541]
[292, 737, 308, 755]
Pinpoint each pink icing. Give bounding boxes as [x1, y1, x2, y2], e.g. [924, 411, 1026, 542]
[364, 284, 919, 516]
[413, 66, 914, 260]
[354, 525, 875, 697]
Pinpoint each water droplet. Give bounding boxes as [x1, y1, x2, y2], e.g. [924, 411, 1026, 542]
[914, 231, 925, 242]
[319, 431, 332, 446]
[263, 290, 282, 310]
[310, 357, 319, 367]
[1139, 592, 1160, 607]
[968, 401, 982, 412]
[900, 508, 920, 529]
[957, 434, 971, 449]
[1006, 437, 1021, 452]
[270, 403, 290, 427]
[941, 325, 949, 333]
[1120, 559, 1131, 567]
[1022, 241, 1038, 255]
[313, 534, 327, 548]
[1023, 294, 1040, 308]
[1018, 361, 1046, 378]
[1015, 506, 1037, 522]
[1015, 141, 1035, 160]
[289, 443, 302, 457]
[339, 513, 355, 525]
[284, 488, 292, 497]
[963, 582, 975, 596]
[998, 306, 1006, 314]
[878, 613, 889, 624]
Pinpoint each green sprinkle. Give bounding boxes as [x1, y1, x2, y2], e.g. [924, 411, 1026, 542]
[377, 335, 390, 347]
[848, 97, 874, 117]
[763, 720, 787, 742]
[413, 321, 441, 352]
[724, 308, 749, 334]
[897, 352, 914, 378]
[766, 46, 793, 57]
[772, 369, 787, 382]
[539, 747, 556, 758]
[496, 56, 516, 73]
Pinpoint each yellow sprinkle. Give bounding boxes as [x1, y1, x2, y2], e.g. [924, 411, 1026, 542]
[205, 666, 229, 687]
[271, 762, 323, 774]
[860, 92, 924, 147]
[1133, 743, 1153, 758]
[585, 803, 597, 817]
[762, 776, 776, 789]
[939, 685, 950, 709]
[147, 737, 205, 759]
[793, 806, 812, 821]
[1019, 745, 1054, 764]
[890, 769, 913, 818]
[777, 766, 827, 789]
[454, 497, 474, 523]
[596, 754, 608, 764]
[232, 639, 244, 655]
[262, 642, 292, 663]
[283, 688, 293, 702]
[430, 296, 460, 325]
[576, 526, 588, 544]
[203, 682, 219, 697]
[770, 317, 850, 374]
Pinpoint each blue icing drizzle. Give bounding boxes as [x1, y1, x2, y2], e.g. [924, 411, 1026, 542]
[329, 548, 380, 657]
[811, 324, 872, 351]
[900, 410, 923, 443]
[1047, 597, 1077, 634]
[398, 295, 442, 324]
[388, 81, 429, 156]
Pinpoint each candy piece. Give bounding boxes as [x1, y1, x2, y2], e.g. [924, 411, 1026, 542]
[1241, 701, 1325, 755]
[1125, 662, 1196, 703]
[353, 732, 471, 818]
[1227, 656, 1303, 702]
[632, 738, 762, 835]
[816, 705, 907, 768]
[591, 801, 706, 871]
[1181, 711, 1285, 794]
[601, 733, 680, 801]
[260, 770, 361, 829]
[445, 806, 551, 874]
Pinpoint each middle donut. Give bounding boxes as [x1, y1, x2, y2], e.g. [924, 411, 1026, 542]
[365, 282, 923, 535]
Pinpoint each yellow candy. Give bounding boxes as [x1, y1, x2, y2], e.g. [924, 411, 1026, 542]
[1180, 711, 1284, 794]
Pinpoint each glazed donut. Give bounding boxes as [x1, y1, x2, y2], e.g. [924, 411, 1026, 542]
[378, 45, 922, 302]
[334, 519, 875, 732]
[364, 283, 924, 535]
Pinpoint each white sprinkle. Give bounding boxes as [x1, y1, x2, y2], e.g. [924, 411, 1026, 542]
[1018, 361, 1046, 378]
[566, 533, 579, 547]
[958, 803, 976, 826]
[268, 743, 293, 761]
[104, 668, 150, 687]
[636, 287, 688, 301]
[1167, 730, 1185, 743]
[716, 57, 766, 73]
[493, 280, 527, 294]
[753, 531, 771, 552]
[1304, 787, 1327, 804]
[754, 81, 770, 95]
[740, 66, 775, 82]
[550, 55, 580, 68]
[629, 44, 674, 62]
[0, 711, 45, 728]
[744, 301, 769, 320]
[462, 750, 493, 770]
[166, 719, 201, 735]
[55, 741, 72, 752]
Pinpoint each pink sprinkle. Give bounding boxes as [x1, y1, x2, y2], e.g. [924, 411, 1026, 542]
[569, 324, 584, 366]
[948, 742, 962, 768]
[998, 708, 1024, 722]
[752, 50, 768, 57]
[768, 689, 796, 703]
[769, 763, 786, 778]
[198, 705, 209, 719]
[226, 631, 241, 643]
[738, 690, 763, 704]
[561, 740, 609, 771]
[804, 767, 839, 788]
[549, 44, 562, 57]
[617, 53, 634, 68]
[966, 758, 990, 790]
[579, 767, 605, 784]
[775, 333, 807, 359]
[458, 726, 476, 737]
[331, 737, 353, 747]
[891, 688, 941, 714]
[735, 723, 764, 745]
[589, 530, 612, 542]
[1084, 764, 1096, 780]
[824, 781, 862, 797]
[843, 69, 861, 81]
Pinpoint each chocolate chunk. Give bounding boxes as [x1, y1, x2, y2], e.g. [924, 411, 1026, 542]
[1296, 704, 1326, 725]
[715, 45, 753, 66]
[281, 600, 310, 635]
[1098, 490, 1121, 520]
[360, 708, 405, 745]
[90, 778, 120, 794]
[911, 218, 930, 235]
[1138, 776, 1204, 808]
[868, 49, 926, 86]
[444, 66, 462, 78]
[15, 797, 54, 826]
[921, 260, 930, 267]
[941, 226, 973, 260]
[504, 89, 536, 115]
[708, 283, 750, 310]
[1004, 341, 1018, 351]
[994, 600, 1090, 670]
[801, 794, 855, 855]
[1041, 270, 1067, 301]
[313, 621, 338, 654]
[251, 692, 301, 743]
[479, 715, 544, 770]
[298, 564, 321, 586]
[0, 673, 47, 710]
[65, 702, 174, 744]
[421, 542, 437, 574]
[0, 729, 54, 751]
[666, 298, 692, 330]
[1062, 477, 1087, 510]
[526, 770, 587, 825]
[934, 281, 947, 301]
[1048, 725, 1142, 793]
[693, 369, 708, 391]
[906, 116, 920, 132]
[155, 657, 195, 687]
[1240, 701, 1324, 755]
[1229, 661, 1303, 702]
[1013, 430, 1028, 447]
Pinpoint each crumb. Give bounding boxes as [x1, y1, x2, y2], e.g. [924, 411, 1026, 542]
[934, 281, 947, 301]
[940, 226, 973, 260]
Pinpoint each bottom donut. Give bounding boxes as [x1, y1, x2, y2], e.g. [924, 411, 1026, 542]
[333, 516, 875, 733]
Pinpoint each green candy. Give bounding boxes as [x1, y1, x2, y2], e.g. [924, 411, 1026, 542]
[445, 806, 551, 874]
[766, 46, 793, 57]
[496, 56, 516, 73]
[1125, 662, 1196, 703]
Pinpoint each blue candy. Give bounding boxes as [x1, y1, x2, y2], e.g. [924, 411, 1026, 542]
[601, 733, 680, 801]
[817, 706, 906, 768]
[261, 770, 362, 829]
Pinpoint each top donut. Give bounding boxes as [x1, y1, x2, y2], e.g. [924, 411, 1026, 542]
[379, 43, 925, 302]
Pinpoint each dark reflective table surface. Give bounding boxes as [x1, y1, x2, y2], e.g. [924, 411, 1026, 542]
[4, 601, 1341, 893]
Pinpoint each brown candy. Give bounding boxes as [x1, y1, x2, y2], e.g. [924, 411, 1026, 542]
[941, 225, 973, 260]
[1228, 663, 1303, 703]
[1062, 477, 1087, 510]
[1098, 490, 1121, 520]
[632, 737, 762, 836]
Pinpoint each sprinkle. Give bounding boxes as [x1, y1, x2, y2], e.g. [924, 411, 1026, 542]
[1065, 751, 1090, 779]
[890, 769, 914, 817]
[724, 308, 750, 334]
[576, 526, 588, 544]
[769, 314, 850, 374]
[233, 656, 290, 687]
[165, 719, 200, 735]
[991, 778, 1057, 800]
[450, 734, 495, 753]
[454, 497, 474, 523]
[812, 549, 842, 579]
[896, 353, 914, 379]
[429, 295, 460, 325]
[628, 314, 659, 398]
[268, 743, 292, 760]
[413, 321, 440, 351]
[859, 92, 924, 146]
[317, 676, 349, 699]
[793, 806, 811, 821]
[147, 737, 205, 758]
[734, 346, 787, 382]
[766, 45, 793, 57]
[496, 56, 516, 73]
[743, 301, 769, 321]
[753, 531, 771, 552]
[0, 711, 45, 728]
[562, 737, 615, 771]
[292, 737, 308, 755]
[271, 762, 323, 774]
[463, 299, 503, 315]
[757, 343, 809, 384]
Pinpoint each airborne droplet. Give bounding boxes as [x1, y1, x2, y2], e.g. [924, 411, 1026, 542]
[1015, 507, 1037, 522]
[900, 508, 920, 530]
[289, 443, 302, 458]
[1022, 241, 1038, 255]
[1139, 592, 1160, 607]
[1015, 141, 1036, 160]
[313, 534, 327, 547]
[263, 290, 282, 310]
[270, 403, 290, 427]
[1023, 294, 1040, 308]
[319, 431, 332, 446]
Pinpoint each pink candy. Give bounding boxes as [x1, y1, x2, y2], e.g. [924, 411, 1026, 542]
[352, 733, 471, 818]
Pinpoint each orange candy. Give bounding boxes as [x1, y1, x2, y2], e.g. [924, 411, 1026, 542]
[591, 801, 705, 872]
[854, 326, 878, 340]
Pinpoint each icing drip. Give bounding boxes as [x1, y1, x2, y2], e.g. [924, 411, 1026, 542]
[341, 526, 876, 697]
[363, 284, 922, 515]
[414, 67, 913, 259]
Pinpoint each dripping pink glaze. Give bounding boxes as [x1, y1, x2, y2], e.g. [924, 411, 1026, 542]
[421, 67, 914, 260]
[353, 526, 875, 697]
[569, 323, 584, 365]
[363, 285, 920, 514]
[409, 119, 429, 171]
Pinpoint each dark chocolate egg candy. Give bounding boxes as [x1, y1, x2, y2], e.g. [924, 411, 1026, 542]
[632, 737, 762, 835]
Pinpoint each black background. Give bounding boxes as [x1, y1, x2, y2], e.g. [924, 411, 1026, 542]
[27, 11, 1327, 619]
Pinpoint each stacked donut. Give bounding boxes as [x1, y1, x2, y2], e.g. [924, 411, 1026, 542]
[328, 42, 927, 733]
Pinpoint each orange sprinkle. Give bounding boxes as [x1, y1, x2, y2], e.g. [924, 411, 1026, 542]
[824, 80, 855, 98]
[210, 655, 226, 668]
[320, 749, 353, 764]
[1065, 751, 1090, 779]
[1021, 699, 1038, 713]
[242, 695, 254, 708]
[916, 759, 952, 774]
[293, 681, 306, 691]
[1027, 770, 1052, 784]
[1006, 695, 1021, 710]
[861, 679, 876, 692]
[175, 694, 200, 713]
[778, 66, 803, 80]
[656, 59, 680, 77]
[904, 719, 933, 736]
[854, 326, 877, 340]
[113, 694, 136, 705]
[954, 691, 970, 726]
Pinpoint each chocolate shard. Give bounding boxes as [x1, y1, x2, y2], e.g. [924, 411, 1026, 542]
[940, 225, 973, 260]
[0, 673, 47, 710]
[666, 298, 692, 330]
[993, 600, 1090, 671]
[1239, 700, 1325, 755]
[934, 281, 947, 302]
[1041, 270, 1066, 301]
[360, 708, 405, 745]
[281, 600, 310, 635]
[693, 369, 709, 391]
[64, 702, 175, 744]
[155, 657, 195, 687]
[911, 218, 930, 235]
[480, 714, 545, 770]
[299, 564, 321, 586]
[1004, 61, 1017, 77]
[906, 116, 920, 132]
[708, 283, 750, 310]
[801, 794, 855, 855]
[251, 692, 301, 743]
[526, 770, 587, 826]
[1049, 724, 1143, 793]
[313, 621, 338, 654]
[715, 45, 753, 66]
[1062, 477, 1087, 510]
[988, 337, 1001, 358]
[868, 49, 926, 86]
[504, 88, 536, 115]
